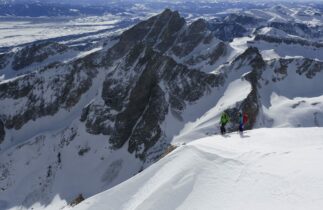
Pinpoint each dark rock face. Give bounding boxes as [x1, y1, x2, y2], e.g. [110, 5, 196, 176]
[209, 42, 227, 64]
[12, 42, 68, 71]
[223, 47, 266, 131]
[154, 10, 186, 53]
[224, 14, 262, 26]
[0, 74, 35, 99]
[111, 54, 161, 149]
[109, 9, 185, 60]
[112, 10, 211, 61]
[268, 57, 323, 81]
[81, 41, 224, 158]
[268, 22, 322, 39]
[0, 53, 10, 70]
[232, 47, 265, 71]
[241, 70, 262, 129]
[172, 19, 209, 57]
[207, 13, 258, 42]
[161, 58, 224, 103]
[295, 59, 323, 79]
[106, 9, 229, 71]
[241, 48, 266, 128]
[185, 41, 227, 66]
[254, 34, 323, 48]
[274, 59, 289, 75]
[80, 102, 114, 135]
[79, 10, 230, 159]
[208, 21, 247, 41]
[0, 59, 97, 130]
[127, 85, 167, 158]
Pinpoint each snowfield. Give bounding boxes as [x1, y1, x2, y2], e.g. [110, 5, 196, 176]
[0, 14, 146, 50]
[73, 127, 323, 210]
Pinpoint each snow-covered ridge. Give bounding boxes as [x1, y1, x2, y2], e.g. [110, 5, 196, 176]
[73, 127, 323, 210]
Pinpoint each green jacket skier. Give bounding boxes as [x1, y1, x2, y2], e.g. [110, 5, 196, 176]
[220, 112, 230, 135]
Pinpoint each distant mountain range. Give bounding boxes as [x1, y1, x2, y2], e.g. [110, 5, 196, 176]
[0, 1, 322, 17]
[0, 2, 126, 17]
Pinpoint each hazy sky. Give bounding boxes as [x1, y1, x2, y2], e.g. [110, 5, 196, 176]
[1, 0, 320, 2]
[0, 0, 320, 5]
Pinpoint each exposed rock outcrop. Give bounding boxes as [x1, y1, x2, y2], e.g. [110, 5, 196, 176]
[12, 42, 68, 71]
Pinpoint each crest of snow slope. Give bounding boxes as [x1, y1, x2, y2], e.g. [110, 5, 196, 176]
[73, 127, 323, 210]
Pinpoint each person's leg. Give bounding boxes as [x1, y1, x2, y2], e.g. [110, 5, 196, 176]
[239, 123, 243, 132]
[221, 124, 225, 134]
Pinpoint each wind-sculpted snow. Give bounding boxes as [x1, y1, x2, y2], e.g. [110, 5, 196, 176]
[74, 128, 323, 210]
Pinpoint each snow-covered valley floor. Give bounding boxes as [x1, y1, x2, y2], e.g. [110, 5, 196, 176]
[72, 127, 323, 210]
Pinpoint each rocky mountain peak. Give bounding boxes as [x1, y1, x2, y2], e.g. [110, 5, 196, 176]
[207, 19, 247, 41]
[159, 8, 180, 20]
[188, 18, 208, 33]
[233, 47, 265, 70]
[108, 9, 185, 59]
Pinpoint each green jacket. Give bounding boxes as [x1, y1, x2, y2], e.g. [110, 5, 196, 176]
[220, 113, 230, 125]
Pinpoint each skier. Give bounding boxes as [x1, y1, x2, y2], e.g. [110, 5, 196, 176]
[238, 112, 248, 133]
[220, 112, 230, 135]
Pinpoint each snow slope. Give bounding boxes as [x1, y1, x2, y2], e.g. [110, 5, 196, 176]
[73, 127, 323, 210]
[0, 13, 146, 49]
